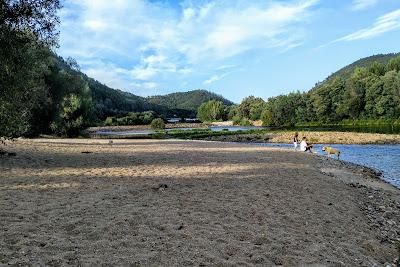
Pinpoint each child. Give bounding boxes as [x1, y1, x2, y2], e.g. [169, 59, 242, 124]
[293, 132, 299, 150]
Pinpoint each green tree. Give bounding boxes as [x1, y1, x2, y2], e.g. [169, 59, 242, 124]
[151, 118, 165, 130]
[237, 96, 265, 120]
[197, 100, 225, 122]
[387, 56, 400, 72]
[0, 0, 61, 138]
[50, 94, 83, 136]
[260, 109, 277, 126]
[35, 64, 94, 136]
[368, 62, 386, 76]
[337, 68, 368, 119]
[364, 76, 384, 118]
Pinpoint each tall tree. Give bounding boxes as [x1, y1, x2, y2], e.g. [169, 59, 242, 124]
[0, 0, 61, 138]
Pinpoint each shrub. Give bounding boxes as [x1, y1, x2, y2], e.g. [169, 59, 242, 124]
[151, 118, 165, 129]
[239, 118, 252, 126]
[232, 116, 242, 125]
[104, 116, 115, 126]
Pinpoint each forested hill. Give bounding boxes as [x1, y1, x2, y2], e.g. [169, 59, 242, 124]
[147, 90, 234, 114]
[324, 53, 400, 82]
[54, 56, 233, 119]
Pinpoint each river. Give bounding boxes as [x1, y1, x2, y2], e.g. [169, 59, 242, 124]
[255, 143, 400, 189]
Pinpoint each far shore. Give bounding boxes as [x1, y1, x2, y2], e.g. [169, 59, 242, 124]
[86, 122, 207, 133]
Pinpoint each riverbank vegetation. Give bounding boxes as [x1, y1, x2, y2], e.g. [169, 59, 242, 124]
[196, 56, 400, 128]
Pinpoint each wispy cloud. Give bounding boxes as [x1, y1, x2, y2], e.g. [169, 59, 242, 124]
[351, 0, 378, 11]
[216, 64, 239, 70]
[203, 67, 245, 85]
[203, 72, 232, 85]
[336, 9, 400, 41]
[318, 9, 400, 48]
[59, 0, 319, 94]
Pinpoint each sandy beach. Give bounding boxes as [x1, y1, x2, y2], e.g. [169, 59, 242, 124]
[205, 131, 400, 144]
[0, 139, 399, 266]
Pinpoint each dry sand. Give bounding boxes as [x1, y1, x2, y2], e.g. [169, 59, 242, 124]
[0, 139, 399, 266]
[269, 131, 400, 144]
[206, 131, 400, 144]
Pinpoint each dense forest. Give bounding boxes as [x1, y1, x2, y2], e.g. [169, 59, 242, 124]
[323, 53, 400, 82]
[197, 55, 400, 126]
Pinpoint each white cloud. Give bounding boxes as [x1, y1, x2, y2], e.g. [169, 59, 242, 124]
[203, 69, 243, 85]
[335, 9, 400, 42]
[216, 64, 239, 70]
[131, 66, 159, 80]
[203, 73, 230, 85]
[130, 81, 157, 89]
[351, 0, 378, 11]
[59, 0, 319, 94]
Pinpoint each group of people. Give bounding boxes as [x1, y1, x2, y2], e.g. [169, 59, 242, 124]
[293, 132, 313, 152]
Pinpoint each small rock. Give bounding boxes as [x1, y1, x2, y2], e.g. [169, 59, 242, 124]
[159, 184, 168, 189]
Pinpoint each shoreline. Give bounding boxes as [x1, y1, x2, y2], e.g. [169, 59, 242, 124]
[86, 123, 206, 133]
[1, 139, 399, 265]
[196, 130, 400, 145]
[86, 124, 400, 144]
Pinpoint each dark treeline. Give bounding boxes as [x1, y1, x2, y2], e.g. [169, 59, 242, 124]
[197, 56, 400, 126]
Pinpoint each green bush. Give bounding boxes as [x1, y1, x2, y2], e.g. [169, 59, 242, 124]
[151, 118, 165, 129]
[239, 118, 252, 126]
[104, 116, 116, 126]
[232, 116, 242, 125]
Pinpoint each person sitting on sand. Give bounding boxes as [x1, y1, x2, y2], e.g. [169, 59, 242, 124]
[293, 132, 299, 150]
[300, 137, 313, 153]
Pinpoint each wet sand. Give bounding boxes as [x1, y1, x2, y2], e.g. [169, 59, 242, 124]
[0, 139, 399, 266]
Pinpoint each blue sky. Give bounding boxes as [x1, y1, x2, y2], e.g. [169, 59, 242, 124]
[58, 0, 400, 103]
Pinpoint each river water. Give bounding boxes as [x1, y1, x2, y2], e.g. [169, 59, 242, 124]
[94, 126, 265, 136]
[255, 143, 400, 189]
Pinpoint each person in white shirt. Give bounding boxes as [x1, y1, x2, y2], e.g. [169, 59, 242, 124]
[300, 136, 313, 152]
